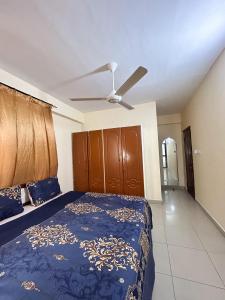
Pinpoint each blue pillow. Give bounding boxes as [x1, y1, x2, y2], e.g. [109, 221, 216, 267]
[0, 185, 24, 221]
[26, 177, 61, 206]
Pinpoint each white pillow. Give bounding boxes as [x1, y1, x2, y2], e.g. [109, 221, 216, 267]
[21, 188, 30, 205]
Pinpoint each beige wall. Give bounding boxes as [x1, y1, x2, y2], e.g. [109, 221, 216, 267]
[158, 114, 185, 186]
[83, 102, 162, 201]
[0, 67, 84, 193]
[182, 49, 225, 231]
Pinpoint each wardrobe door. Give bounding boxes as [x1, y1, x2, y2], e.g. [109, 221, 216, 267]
[72, 132, 89, 192]
[88, 130, 105, 192]
[103, 128, 123, 194]
[121, 126, 144, 196]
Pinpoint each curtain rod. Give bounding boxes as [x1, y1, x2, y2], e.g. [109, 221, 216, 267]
[0, 82, 57, 108]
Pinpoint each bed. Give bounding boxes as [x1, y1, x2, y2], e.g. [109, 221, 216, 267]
[0, 191, 155, 300]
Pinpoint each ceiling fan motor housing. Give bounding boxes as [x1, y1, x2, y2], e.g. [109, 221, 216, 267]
[107, 62, 118, 73]
[108, 94, 122, 103]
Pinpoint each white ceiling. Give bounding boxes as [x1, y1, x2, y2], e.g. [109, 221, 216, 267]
[0, 0, 224, 114]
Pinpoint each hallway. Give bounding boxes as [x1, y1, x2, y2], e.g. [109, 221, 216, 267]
[163, 168, 179, 186]
[151, 190, 225, 300]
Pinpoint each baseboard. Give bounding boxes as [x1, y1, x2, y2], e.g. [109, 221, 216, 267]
[195, 197, 225, 236]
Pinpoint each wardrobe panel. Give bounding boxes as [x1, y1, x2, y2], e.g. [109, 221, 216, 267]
[103, 128, 123, 194]
[88, 130, 105, 192]
[72, 132, 89, 192]
[121, 126, 144, 196]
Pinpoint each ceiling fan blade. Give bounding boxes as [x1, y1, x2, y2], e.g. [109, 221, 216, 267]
[70, 97, 106, 101]
[116, 66, 148, 96]
[118, 101, 134, 110]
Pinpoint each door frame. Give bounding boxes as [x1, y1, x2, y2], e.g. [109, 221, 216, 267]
[183, 126, 195, 199]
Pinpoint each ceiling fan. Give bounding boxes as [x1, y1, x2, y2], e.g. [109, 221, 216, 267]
[70, 62, 148, 110]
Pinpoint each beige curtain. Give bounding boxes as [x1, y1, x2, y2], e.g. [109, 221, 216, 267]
[0, 84, 58, 188]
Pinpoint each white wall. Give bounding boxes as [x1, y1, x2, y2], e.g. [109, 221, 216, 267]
[0, 67, 84, 193]
[182, 49, 225, 231]
[158, 114, 185, 186]
[53, 114, 82, 192]
[83, 102, 162, 201]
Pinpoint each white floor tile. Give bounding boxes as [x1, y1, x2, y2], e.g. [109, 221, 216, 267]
[151, 204, 164, 227]
[209, 252, 225, 286]
[168, 245, 224, 288]
[152, 225, 167, 244]
[151, 204, 163, 215]
[165, 214, 192, 229]
[188, 208, 225, 252]
[196, 227, 225, 253]
[173, 277, 225, 300]
[166, 226, 203, 250]
[152, 273, 175, 300]
[152, 215, 164, 228]
[153, 190, 225, 299]
[153, 242, 171, 275]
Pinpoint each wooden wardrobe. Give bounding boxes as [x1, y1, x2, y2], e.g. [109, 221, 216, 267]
[72, 126, 144, 196]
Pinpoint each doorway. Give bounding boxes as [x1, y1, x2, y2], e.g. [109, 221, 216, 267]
[183, 126, 195, 199]
[161, 137, 179, 186]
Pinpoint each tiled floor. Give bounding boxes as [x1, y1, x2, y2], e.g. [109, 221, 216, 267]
[151, 190, 225, 300]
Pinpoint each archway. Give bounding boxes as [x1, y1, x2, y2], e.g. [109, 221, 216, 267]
[161, 137, 179, 186]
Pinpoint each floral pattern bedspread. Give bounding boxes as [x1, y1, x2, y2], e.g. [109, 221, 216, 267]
[0, 192, 154, 300]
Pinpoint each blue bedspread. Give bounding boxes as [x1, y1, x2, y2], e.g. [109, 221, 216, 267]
[0, 192, 155, 300]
